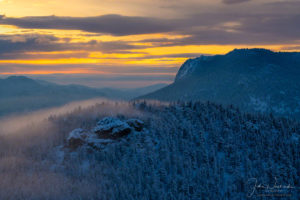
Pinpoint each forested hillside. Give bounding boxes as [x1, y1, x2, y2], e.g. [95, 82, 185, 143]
[0, 101, 298, 199]
[139, 49, 300, 118]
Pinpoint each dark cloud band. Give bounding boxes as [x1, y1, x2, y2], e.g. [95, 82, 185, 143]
[0, 15, 174, 36]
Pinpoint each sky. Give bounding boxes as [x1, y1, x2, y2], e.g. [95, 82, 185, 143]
[0, 0, 299, 88]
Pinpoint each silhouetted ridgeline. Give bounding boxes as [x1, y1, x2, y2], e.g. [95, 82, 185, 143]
[138, 48, 300, 118]
[0, 101, 299, 199]
[0, 76, 166, 117]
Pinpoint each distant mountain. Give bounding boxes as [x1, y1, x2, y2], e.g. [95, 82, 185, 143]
[0, 76, 167, 116]
[0, 76, 105, 116]
[138, 48, 300, 118]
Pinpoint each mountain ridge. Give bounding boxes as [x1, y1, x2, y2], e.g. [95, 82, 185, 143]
[0, 76, 167, 116]
[138, 48, 300, 118]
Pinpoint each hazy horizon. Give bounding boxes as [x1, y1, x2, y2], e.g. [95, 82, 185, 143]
[0, 74, 172, 89]
[1, 0, 300, 87]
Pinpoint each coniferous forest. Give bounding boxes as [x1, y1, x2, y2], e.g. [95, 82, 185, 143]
[0, 101, 298, 199]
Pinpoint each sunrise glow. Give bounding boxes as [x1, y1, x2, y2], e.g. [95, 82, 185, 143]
[0, 0, 299, 85]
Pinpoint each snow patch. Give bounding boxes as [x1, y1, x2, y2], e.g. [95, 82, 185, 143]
[175, 56, 211, 81]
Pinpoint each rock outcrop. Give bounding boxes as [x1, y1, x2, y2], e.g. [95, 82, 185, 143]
[126, 119, 144, 131]
[66, 128, 88, 149]
[94, 117, 132, 139]
[65, 117, 145, 150]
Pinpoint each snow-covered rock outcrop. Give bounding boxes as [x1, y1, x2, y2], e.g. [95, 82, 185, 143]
[93, 117, 132, 139]
[66, 128, 88, 149]
[126, 118, 144, 131]
[65, 117, 145, 150]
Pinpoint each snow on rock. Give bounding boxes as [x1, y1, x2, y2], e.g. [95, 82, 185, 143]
[175, 55, 211, 82]
[65, 117, 145, 151]
[86, 138, 115, 150]
[175, 58, 198, 81]
[66, 128, 88, 149]
[94, 117, 132, 139]
[126, 118, 144, 131]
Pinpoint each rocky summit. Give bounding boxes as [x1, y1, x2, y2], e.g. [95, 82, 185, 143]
[65, 117, 145, 150]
